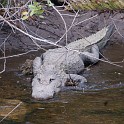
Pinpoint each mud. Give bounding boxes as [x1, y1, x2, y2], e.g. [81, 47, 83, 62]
[0, 9, 124, 50]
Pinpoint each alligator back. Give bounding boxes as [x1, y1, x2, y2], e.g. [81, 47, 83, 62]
[66, 24, 115, 51]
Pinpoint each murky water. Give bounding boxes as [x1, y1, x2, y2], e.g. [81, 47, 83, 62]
[0, 42, 124, 124]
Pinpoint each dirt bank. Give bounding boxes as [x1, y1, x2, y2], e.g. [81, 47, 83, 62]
[0, 8, 124, 52]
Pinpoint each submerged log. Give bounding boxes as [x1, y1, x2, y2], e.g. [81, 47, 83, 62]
[66, 0, 124, 10]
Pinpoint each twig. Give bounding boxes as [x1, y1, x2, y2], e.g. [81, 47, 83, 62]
[0, 33, 11, 74]
[69, 49, 123, 68]
[0, 15, 62, 48]
[19, 20, 47, 51]
[56, 10, 79, 44]
[52, 6, 68, 45]
[0, 49, 38, 60]
[0, 102, 22, 123]
[56, 13, 98, 44]
[73, 14, 98, 26]
[110, 17, 124, 39]
[20, 20, 43, 50]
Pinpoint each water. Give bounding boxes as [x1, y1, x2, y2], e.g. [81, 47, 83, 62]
[0, 42, 124, 124]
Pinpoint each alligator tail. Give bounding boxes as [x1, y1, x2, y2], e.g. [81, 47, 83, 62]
[97, 24, 115, 50]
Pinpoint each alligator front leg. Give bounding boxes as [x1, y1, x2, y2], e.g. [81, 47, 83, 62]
[33, 55, 43, 75]
[66, 74, 87, 87]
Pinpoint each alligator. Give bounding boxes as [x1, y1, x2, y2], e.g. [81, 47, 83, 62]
[32, 24, 115, 99]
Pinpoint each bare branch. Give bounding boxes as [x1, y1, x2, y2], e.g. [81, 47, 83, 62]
[0, 102, 22, 123]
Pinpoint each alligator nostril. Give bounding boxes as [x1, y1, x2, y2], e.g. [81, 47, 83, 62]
[38, 78, 41, 82]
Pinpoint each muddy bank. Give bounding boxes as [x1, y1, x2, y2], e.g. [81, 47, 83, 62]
[0, 9, 124, 51]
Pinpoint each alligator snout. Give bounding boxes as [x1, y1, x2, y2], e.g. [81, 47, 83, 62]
[32, 74, 61, 99]
[32, 86, 55, 99]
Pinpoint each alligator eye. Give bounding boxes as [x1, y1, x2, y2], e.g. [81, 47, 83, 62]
[49, 78, 55, 83]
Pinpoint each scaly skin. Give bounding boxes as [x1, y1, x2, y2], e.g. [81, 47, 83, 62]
[32, 24, 115, 99]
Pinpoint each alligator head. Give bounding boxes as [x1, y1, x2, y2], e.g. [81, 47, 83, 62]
[32, 66, 62, 99]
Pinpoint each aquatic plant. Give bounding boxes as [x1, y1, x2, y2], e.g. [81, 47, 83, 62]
[22, 1, 44, 20]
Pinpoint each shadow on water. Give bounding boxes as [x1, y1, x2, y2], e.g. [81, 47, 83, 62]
[0, 42, 124, 124]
